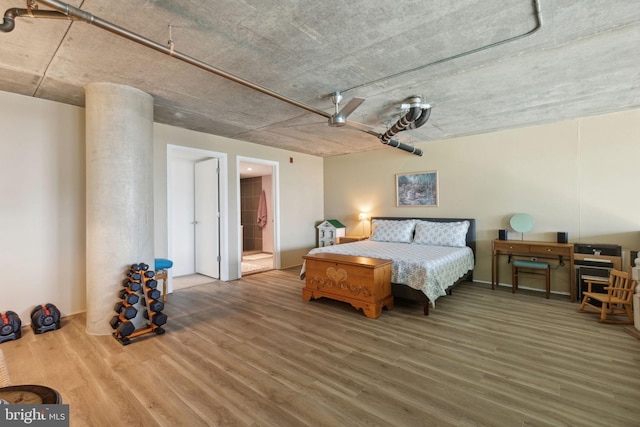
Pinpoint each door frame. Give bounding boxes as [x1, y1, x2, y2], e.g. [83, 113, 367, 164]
[236, 156, 280, 277]
[167, 144, 229, 285]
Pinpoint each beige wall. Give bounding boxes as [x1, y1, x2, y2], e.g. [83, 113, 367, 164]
[2, 84, 638, 319]
[0, 91, 86, 324]
[324, 108, 640, 294]
[153, 123, 323, 275]
[0, 90, 323, 323]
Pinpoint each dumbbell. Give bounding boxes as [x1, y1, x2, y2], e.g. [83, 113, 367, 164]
[138, 263, 149, 271]
[113, 302, 138, 320]
[143, 271, 155, 279]
[144, 311, 167, 327]
[109, 315, 121, 329]
[151, 312, 168, 327]
[140, 298, 164, 312]
[118, 289, 140, 305]
[122, 279, 141, 292]
[126, 270, 142, 281]
[30, 303, 61, 334]
[129, 263, 140, 272]
[145, 279, 158, 289]
[0, 311, 22, 340]
[116, 321, 135, 337]
[143, 299, 164, 313]
[145, 288, 161, 301]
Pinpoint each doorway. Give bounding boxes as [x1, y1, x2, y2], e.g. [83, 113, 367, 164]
[168, 145, 227, 290]
[238, 158, 279, 276]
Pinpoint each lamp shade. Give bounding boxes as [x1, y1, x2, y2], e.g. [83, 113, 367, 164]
[358, 213, 368, 220]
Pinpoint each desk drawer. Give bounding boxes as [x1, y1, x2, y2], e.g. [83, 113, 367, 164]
[493, 242, 530, 252]
[529, 245, 571, 256]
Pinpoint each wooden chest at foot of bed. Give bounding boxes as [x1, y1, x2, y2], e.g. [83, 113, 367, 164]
[302, 253, 393, 318]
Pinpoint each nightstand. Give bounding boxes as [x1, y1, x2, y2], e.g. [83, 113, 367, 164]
[338, 236, 367, 244]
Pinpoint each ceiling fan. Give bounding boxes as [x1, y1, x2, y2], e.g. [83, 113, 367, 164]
[327, 91, 365, 127]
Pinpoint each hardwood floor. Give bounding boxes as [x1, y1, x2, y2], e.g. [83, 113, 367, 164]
[2, 268, 640, 426]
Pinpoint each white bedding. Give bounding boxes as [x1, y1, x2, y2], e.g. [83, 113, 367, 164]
[301, 240, 474, 305]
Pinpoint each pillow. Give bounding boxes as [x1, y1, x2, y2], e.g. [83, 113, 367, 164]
[413, 220, 470, 247]
[370, 219, 416, 243]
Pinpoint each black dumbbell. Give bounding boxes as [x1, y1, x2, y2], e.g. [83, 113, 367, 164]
[130, 263, 140, 272]
[144, 271, 155, 278]
[109, 315, 121, 329]
[116, 321, 135, 337]
[139, 263, 149, 271]
[151, 312, 167, 327]
[30, 303, 61, 329]
[126, 270, 142, 281]
[148, 300, 164, 313]
[0, 311, 21, 337]
[145, 288, 161, 301]
[144, 311, 167, 327]
[122, 279, 141, 292]
[113, 302, 137, 320]
[118, 289, 140, 305]
[145, 279, 158, 289]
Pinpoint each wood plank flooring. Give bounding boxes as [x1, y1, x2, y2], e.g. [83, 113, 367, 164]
[2, 268, 640, 426]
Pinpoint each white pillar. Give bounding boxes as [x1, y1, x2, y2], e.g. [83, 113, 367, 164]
[85, 83, 154, 335]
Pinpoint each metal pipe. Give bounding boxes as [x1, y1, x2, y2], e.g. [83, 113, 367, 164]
[9, 0, 541, 157]
[342, 0, 543, 94]
[0, 7, 69, 32]
[382, 139, 423, 156]
[380, 105, 421, 143]
[34, 0, 331, 119]
[409, 107, 431, 130]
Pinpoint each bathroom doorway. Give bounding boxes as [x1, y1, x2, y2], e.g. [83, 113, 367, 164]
[238, 158, 279, 276]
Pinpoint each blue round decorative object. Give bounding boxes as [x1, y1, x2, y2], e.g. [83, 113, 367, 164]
[510, 213, 534, 233]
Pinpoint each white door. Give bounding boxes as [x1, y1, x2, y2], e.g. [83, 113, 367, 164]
[195, 158, 220, 278]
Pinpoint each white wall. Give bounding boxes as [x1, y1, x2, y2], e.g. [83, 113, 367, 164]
[0, 89, 323, 323]
[324, 108, 640, 294]
[0, 91, 86, 324]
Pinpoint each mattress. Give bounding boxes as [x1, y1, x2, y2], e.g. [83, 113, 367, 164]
[301, 240, 475, 305]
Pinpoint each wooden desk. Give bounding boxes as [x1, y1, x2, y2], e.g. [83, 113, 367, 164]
[491, 240, 575, 300]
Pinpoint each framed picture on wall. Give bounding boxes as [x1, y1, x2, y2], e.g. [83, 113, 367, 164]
[395, 170, 438, 207]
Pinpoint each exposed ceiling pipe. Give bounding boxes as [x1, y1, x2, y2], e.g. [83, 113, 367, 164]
[341, 0, 543, 94]
[1, 0, 423, 157]
[0, 7, 69, 32]
[2, 0, 542, 157]
[378, 96, 430, 156]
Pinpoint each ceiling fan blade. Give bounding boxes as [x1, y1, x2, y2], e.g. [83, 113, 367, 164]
[338, 97, 365, 118]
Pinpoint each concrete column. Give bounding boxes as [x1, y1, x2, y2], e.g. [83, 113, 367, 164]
[85, 83, 154, 335]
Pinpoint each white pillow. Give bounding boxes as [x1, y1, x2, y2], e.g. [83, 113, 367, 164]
[370, 219, 416, 243]
[413, 220, 470, 247]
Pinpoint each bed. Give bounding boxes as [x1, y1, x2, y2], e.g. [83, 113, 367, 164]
[301, 217, 476, 315]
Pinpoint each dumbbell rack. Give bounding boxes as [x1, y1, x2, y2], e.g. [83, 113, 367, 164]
[111, 263, 168, 346]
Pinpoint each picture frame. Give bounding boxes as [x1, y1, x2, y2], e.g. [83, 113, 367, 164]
[395, 170, 438, 207]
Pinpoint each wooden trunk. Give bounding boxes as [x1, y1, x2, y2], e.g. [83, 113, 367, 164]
[302, 253, 393, 318]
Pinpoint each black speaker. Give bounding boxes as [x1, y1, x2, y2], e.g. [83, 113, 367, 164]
[557, 232, 568, 244]
[498, 229, 508, 240]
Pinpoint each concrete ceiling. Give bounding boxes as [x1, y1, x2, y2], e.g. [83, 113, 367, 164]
[1, 0, 638, 158]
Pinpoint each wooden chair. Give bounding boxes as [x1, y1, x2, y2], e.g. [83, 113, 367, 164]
[577, 269, 637, 324]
